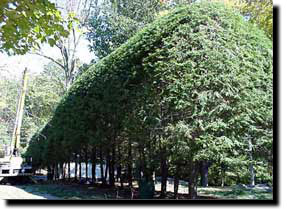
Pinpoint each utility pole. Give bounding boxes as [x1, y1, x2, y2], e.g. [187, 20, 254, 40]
[10, 68, 29, 157]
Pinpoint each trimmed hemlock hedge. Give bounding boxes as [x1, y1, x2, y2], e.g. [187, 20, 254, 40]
[27, 1, 272, 199]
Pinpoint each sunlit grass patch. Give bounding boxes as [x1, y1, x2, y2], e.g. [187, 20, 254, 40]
[198, 185, 273, 200]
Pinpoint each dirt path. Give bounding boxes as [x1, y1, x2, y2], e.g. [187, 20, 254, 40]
[0, 185, 59, 199]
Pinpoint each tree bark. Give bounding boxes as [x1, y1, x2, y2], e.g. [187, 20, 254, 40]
[200, 161, 209, 187]
[221, 163, 225, 187]
[109, 147, 115, 186]
[68, 161, 71, 181]
[119, 165, 124, 188]
[47, 166, 53, 180]
[74, 156, 78, 181]
[105, 153, 109, 185]
[100, 148, 106, 185]
[91, 147, 96, 184]
[116, 144, 121, 183]
[61, 163, 65, 180]
[138, 146, 144, 180]
[79, 153, 82, 180]
[160, 149, 168, 198]
[128, 139, 133, 188]
[56, 164, 59, 180]
[188, 161, 199, 199]
[55, 164, 59, 180]
[117, 145, 124, 187]
[248, 137, 255, 186]
[51, 165, 55, 181]
[85, 148, 88, 182]
[174, 164, 179, 199]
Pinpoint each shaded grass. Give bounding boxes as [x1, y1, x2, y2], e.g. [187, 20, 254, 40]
[18, 184, 107, 199]
[17, 183, 273, 200]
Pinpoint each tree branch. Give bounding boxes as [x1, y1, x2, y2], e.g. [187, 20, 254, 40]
[30, 52, 65, 70]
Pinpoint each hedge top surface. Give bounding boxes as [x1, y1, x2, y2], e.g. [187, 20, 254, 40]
[58, 1, 271, 110]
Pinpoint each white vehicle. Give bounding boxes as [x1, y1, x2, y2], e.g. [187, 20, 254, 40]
[0, 155, 32, 177]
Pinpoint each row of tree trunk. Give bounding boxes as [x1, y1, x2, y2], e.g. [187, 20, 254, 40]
[47, 145, 202, 199]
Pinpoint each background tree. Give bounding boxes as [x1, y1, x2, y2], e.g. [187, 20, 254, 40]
[0, 64, 63, 155]
[0, 70, 19, 147]
[159, 0, 273, 39]
[87, 0, 164, 59]
[208, 0, 273, 39]
[31, 0, 96, 91]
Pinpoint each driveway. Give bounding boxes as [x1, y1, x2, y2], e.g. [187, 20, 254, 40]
[0, 185, 59, 199]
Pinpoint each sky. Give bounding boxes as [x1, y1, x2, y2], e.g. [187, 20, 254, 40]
[0, 38, 94, 79]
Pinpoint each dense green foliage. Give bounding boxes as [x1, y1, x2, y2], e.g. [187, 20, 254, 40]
[27, 1, 272, 199]
[0, 0, 68, 55]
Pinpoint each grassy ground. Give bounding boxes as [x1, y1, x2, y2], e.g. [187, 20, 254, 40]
[18, 183, 110, 199]
[16, 182, 273, 200]
[198, 185, 273, 200]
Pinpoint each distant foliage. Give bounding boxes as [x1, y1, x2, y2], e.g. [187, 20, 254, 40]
[0, 74, 19, 146]
[209, 0, 273, 39]
[87, 0, 164, 59]
[0, 67, 63, 154]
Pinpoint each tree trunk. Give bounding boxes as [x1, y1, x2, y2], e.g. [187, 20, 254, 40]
[160, 149, 168, 198]
[58, 163, 61, 180]
[174, 164, 179, 199]
[249, 163, 255, 186]
[51, 165, 55, 181]
[117, 144, 122, 184]
[91, 147, 96, 184]
[248, 137, 255, 186]
[74, 156, 78, 181]
[117, 153, 123, 187]
[68, 161, 71, 181]
[54, 165, 57, 180]
[138, 146, 144, 180]
[221, 163, 225, 187]
[128, 139, 133, 188]
[188, 161, 199, 199]
[64, 163, 67, 179]
[55, 164, 58, 180]
[100, 148, 106, 185]
[200, 161, 209, 187]
[119, 165, 123, 188]
[47, 166, 53, 180]
[85, 148, 88, 182]
[61, 163, 65, 180]
[109, 147, 115, 186]
[105, 153, 109, 185]
[55, 164, 59, 180]
[79, 153, 82, 180]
